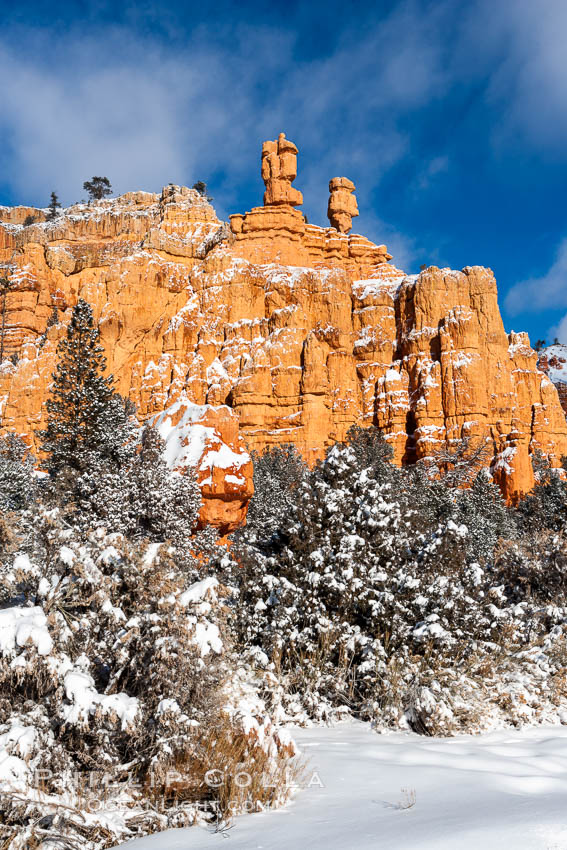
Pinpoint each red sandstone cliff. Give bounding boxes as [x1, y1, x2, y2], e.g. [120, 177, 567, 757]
[1, 139, 566, 527]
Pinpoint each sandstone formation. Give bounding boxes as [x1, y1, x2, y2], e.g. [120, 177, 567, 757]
[231, 135, 391, 271]
[1, 135, 566, 525]
[152, 397, 254, 533]
[327, 177, 359, 233]
[261, 133, 303, 207]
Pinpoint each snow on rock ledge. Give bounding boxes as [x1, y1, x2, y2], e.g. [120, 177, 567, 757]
[153, 395, 253, 534]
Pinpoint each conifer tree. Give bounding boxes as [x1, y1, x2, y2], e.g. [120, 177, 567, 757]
[47, 191, 61, 220]
[0, 433, 36, 511]
[83, 176, 112, 201]
[77, 423, 209, 560]
[40, 299, 136, 486]
[126, 425, 202, 547]
[454, 469, 515, 560]
[242, 444, 307, 545]
[516, 451, 567, 533]
[192, 180, 213, 201]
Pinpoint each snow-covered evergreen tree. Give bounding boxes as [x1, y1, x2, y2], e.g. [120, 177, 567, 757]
[72, 423, 214, 565]
[40, 298, 136, 489]
[454, 469, 515, 560]
[0, 432, 36, 511]
[219, 426, 567, 730]
[126, 424, 201, 545]
[516, 451, 567, 533]
[242, 443, 307, 544]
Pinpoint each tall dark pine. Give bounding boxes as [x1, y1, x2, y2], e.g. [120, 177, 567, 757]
[41, 299, 134, 480]
[47, 191, 61, 220]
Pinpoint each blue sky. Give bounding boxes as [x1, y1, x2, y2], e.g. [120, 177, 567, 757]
[2, 0, 567, 344]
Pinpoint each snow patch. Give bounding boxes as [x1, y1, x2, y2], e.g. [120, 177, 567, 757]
[0, 607, 53, 657]
[109, 722, 567, 850]
[63, 669, 139, 730]
[153, 396, 250, 474]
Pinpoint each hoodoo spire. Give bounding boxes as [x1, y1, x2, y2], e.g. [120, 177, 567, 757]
[261, 132, 303, 207]
[327, 177, 359, 234]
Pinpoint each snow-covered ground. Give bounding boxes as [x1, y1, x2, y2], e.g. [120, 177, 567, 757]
[115, 721, 567, 850]
[539, 343, 567, 384]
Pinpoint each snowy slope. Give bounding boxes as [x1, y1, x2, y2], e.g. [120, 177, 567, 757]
[538, 343, 567, 385]
[114, 721, 567, 850]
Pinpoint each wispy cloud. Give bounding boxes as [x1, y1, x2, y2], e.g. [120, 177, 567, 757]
[2, 0, 567, 283]
[0, 4, 449, 212]
[0, 29, 266, 206]
[550, 314, 567, 345]
[505, 238, 567, 316]
[464, 0, 567, 153]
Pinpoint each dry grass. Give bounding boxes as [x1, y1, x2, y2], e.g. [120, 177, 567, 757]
[0, 713, 303, 848]
[397, 787, 416, 810]
[149, 713, 304, 823]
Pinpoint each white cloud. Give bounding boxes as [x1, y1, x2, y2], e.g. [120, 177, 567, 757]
[552, 314, 567, 345]
[546, 316, 565, 344]
[0, 30, 265, 206]
[505, 238, 567, 316]
[458, 0, 567, 152]
[0, 3, 449, 218]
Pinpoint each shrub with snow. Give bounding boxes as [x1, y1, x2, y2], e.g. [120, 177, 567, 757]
[221, 427, 567, 733]
[0, 511, 219, 841]
[0, 510, 298, 847]
[0, 299, 299, 848]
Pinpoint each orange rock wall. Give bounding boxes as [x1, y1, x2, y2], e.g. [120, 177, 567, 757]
[229, 205, 391, 276]
[1, 187, 566, 516]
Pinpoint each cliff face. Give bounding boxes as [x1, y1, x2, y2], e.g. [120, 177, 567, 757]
[1, 167, 566, 527]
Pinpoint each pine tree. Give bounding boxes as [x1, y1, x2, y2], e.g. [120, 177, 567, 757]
[516, 451, 567, 533]
[454, 469, 515, 561]
[47, 191, 61, 220]
[192, 181, 213, 201]
[242, 444, 307, 545]
[344, 423, 395, 479]
[125, 424, 202, 548]
[0, 433, 36, 511]
[40, 299, 136, 487]
[72, 422, 209, 558]
[83, 176, 112, 201]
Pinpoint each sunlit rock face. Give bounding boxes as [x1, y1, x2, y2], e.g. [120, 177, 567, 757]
[327, 177, 359, 234]
[1, 144, 566, 523]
